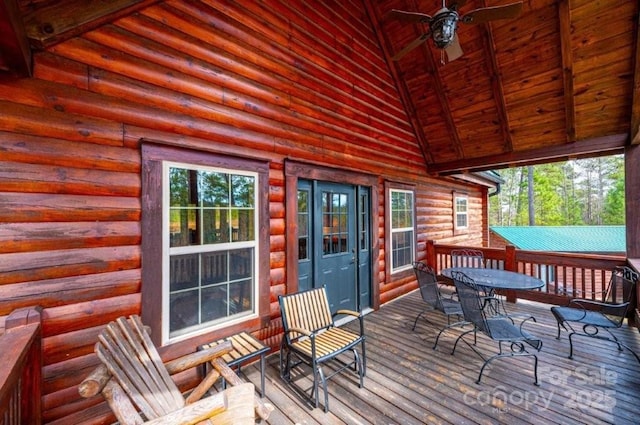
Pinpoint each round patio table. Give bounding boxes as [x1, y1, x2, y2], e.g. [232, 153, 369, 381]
[440, 267, 544, 290]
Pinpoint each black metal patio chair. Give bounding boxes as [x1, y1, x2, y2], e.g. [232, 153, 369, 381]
[450, 271, 542, 385]
[550, 266, 640, 363]
[412, 262, 466, 349]
[450, 249, 503, 314]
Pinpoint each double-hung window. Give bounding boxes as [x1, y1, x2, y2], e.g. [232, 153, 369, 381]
[166, 163, 258, 339]
[389, 188, 415, 273]
[454, 193, 468, 231]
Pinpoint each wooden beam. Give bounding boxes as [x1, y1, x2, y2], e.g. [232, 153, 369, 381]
[22, 0, 161, 49]
[410, 0, 463, 161]
[0, 0, 32, 76]
[480, 0, 513, 152]
[364, 0, 434, 165]
[631, 2, 640, 144]
[559, 0, 576, 143]
[429, 133, 628, 174]
[423, 35, 464, 160]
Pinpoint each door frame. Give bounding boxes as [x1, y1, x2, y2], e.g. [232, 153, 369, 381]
[284, 160, 380, 311]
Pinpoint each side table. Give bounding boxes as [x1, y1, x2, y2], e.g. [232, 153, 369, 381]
[199, 331, 269, 397]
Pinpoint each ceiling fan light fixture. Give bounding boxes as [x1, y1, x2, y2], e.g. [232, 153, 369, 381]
[430, 10, 458, 48]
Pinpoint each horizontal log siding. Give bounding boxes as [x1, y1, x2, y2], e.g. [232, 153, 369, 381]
[0, 1, 486, 423]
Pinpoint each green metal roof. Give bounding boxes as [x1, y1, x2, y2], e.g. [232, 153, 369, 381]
[490, 226, 626, 253]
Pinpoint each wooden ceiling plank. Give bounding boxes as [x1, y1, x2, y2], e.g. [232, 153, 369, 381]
[631, 2, 640, 145]
[22, 0, 161, 49]
[0, 0, 32, 76]
[559, 0, 577, 143]
[480, 0, 512, 153]
[429, 133, 628, 175]
[364, 0, 435, 164]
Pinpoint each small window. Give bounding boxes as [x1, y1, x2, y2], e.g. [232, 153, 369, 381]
[389, 188, 415, 273]
[454, 193, 468, 231]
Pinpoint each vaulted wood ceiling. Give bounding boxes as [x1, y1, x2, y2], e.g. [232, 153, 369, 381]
[1, 0, 638, 175]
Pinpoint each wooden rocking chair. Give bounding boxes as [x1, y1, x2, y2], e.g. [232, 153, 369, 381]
[79, 315, 272, 424]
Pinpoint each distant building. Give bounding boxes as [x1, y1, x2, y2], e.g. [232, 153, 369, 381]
[490, 226, 625, 255]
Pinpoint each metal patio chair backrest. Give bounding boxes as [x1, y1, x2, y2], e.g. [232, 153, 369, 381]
[450, 270, 488, 333]
[451, 249, 485, 268]
[413, 261, 444, 310]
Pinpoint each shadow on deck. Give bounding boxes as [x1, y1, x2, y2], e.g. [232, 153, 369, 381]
[239, 290, 640, 425]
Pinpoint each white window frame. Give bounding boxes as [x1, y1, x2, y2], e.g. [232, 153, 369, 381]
[162, 161, 260, 343]
[454, 193, 469, 232]
[389, 188, 415, 273]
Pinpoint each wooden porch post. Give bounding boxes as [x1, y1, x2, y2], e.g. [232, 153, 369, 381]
[504, 245, 517, 302]
[625, 145, 640, 326]
[426, 239, 436, 270]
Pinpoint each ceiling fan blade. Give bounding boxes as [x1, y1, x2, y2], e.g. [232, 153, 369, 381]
[444, 33, 464, 62]
[461, 2, 523, 24]
[392, 33, 431, 61]
[387, 9, 432, 24]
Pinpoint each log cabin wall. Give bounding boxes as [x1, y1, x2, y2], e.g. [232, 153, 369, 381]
[0, 1, 486, 423]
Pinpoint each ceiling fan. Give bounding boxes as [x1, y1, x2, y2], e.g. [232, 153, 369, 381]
[388, 0, 523, 63]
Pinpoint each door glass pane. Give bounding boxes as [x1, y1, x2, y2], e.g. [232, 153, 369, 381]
[360, 192, 368, 251]
[298, 190, 309, 260]
[322, 191, 349, 255]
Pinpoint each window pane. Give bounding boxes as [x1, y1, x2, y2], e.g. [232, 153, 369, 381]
[230, 248, 253, 280]
[202, 209, 225, 244]
[232, 209, 254, 241]
[200, 171, 229, 207]
[170, 290, 199, 333]
[170, 168, 194, 207]
[170, 208, 198, 247]
[201, 251, 227, 285]
[392, 230, 413, 269]
[170, 254, 199, 292]
[229, 280, 252, 314]
[231, 175, 255, 207]
[201, 285, 227, 322]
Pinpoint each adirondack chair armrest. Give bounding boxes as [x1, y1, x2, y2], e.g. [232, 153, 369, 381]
[79, 341, 234, 399]
[79, 364, 111, 398]
[164, 340, 233, 374]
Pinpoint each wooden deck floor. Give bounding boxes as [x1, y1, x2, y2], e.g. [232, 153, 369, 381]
[238, 290, 640, 425]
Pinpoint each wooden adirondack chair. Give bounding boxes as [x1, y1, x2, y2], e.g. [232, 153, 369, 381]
[79, 315, 272, 424]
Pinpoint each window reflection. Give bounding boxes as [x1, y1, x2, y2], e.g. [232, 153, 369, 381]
[168, 164, 257, 338]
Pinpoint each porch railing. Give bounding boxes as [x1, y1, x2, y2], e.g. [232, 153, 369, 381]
[427, 241, 628, 306]
[0, 307, 43, 425]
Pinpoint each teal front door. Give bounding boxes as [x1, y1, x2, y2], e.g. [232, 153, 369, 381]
[297, 180, 371, 312]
